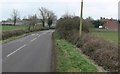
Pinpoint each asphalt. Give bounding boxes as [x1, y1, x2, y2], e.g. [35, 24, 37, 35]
[2, 30, 54, 72]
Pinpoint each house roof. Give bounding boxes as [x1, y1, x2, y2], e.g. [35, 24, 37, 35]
[104, 20, 118, 30]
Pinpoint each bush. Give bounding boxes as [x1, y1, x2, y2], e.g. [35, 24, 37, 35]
[2, 28, 45, 40]
[77, 34, 118, 71]
[56, 16, 91, 42]
[76, 34, 93, 48]
[2, 30, 30, 40]
[55, 15, 118, 71]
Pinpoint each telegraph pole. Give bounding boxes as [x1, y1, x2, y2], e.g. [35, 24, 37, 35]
[79, 0, 83, 37]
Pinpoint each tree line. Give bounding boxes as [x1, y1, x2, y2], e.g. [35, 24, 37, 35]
[8, 8, 118, 30]
[10, 7, 57, 30]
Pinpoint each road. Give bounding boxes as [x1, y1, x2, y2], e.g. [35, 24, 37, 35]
[2, 30, 54, 72]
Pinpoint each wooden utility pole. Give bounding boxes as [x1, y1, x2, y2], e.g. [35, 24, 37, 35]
[79, 0, 83, 37]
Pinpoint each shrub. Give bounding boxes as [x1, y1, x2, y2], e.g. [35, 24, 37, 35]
[77, 34, 118, 71]
[2, 30, 30, 40]
[55, 15, 118, 71]
[2, 28, 45, 40]
[76, 34, 92, 47]
[56, 15, 91, 42]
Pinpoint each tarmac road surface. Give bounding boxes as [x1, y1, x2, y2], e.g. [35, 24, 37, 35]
[2, 30, 54, 72]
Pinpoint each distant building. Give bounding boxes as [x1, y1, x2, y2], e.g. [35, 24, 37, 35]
[0, 18, 57, 27]
[0, 21, 23, 26]
[103, 20, 118, 31]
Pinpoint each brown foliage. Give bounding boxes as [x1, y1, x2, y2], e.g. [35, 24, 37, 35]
[2, 27, 48, 40]
[56, 16, 90, 42]
[55, 15, 118, 71]
[77, 34, 118, 71]
[2, 30, 30, 40]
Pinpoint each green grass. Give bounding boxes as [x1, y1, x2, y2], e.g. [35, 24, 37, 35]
[54, 32, 98, 72]
[0, 25, 28, 31]
[0, 25, 1, 30]
[92, 31, 118, 44]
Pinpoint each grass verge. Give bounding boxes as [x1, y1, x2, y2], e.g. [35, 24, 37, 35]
[53, 32, 99, 72]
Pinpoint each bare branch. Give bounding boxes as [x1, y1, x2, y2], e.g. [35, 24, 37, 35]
[11, 9, 19, 26]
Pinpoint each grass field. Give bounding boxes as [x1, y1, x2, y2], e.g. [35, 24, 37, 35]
[92, 31, 118, 44]
[54, 32, 99, 72]
[0, 25, 28, 31]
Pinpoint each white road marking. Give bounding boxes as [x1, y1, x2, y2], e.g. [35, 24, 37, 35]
[31, 34, 35, 36]
[38, 35, 41, 37]
[37, 32, 47, 37]
[7, 44, 26, 57]
[30, 31, 50, 42]
[30, 38, 37, 42]
[42, 32, 48, 35]
[36, 34, 39, 36]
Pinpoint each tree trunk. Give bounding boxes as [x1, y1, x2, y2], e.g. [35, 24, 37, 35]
[13, 19, 16, 26]
[43, 21, 45, 28]
[28, 25, 31, 30]
[49, 25, 50, 28]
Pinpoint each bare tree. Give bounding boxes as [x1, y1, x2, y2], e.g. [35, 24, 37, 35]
[39, 7, 57, 28]
[28, 14, 38, 30]
[12, 9, 19, 26]
[39, 7, 48, 27]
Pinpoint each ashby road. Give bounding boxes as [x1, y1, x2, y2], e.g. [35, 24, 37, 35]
[2, 30, 54, 72]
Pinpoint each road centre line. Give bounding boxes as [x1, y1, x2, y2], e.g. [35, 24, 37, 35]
[7, 44, 27, 57]
[38, 35, 41, 37]
[37, 32, 48, 37]
[6, 31, 49, 58]
[30, 38, 37, 42]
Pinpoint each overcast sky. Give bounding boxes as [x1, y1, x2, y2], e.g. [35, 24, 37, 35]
[0, 0, 119, 21]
